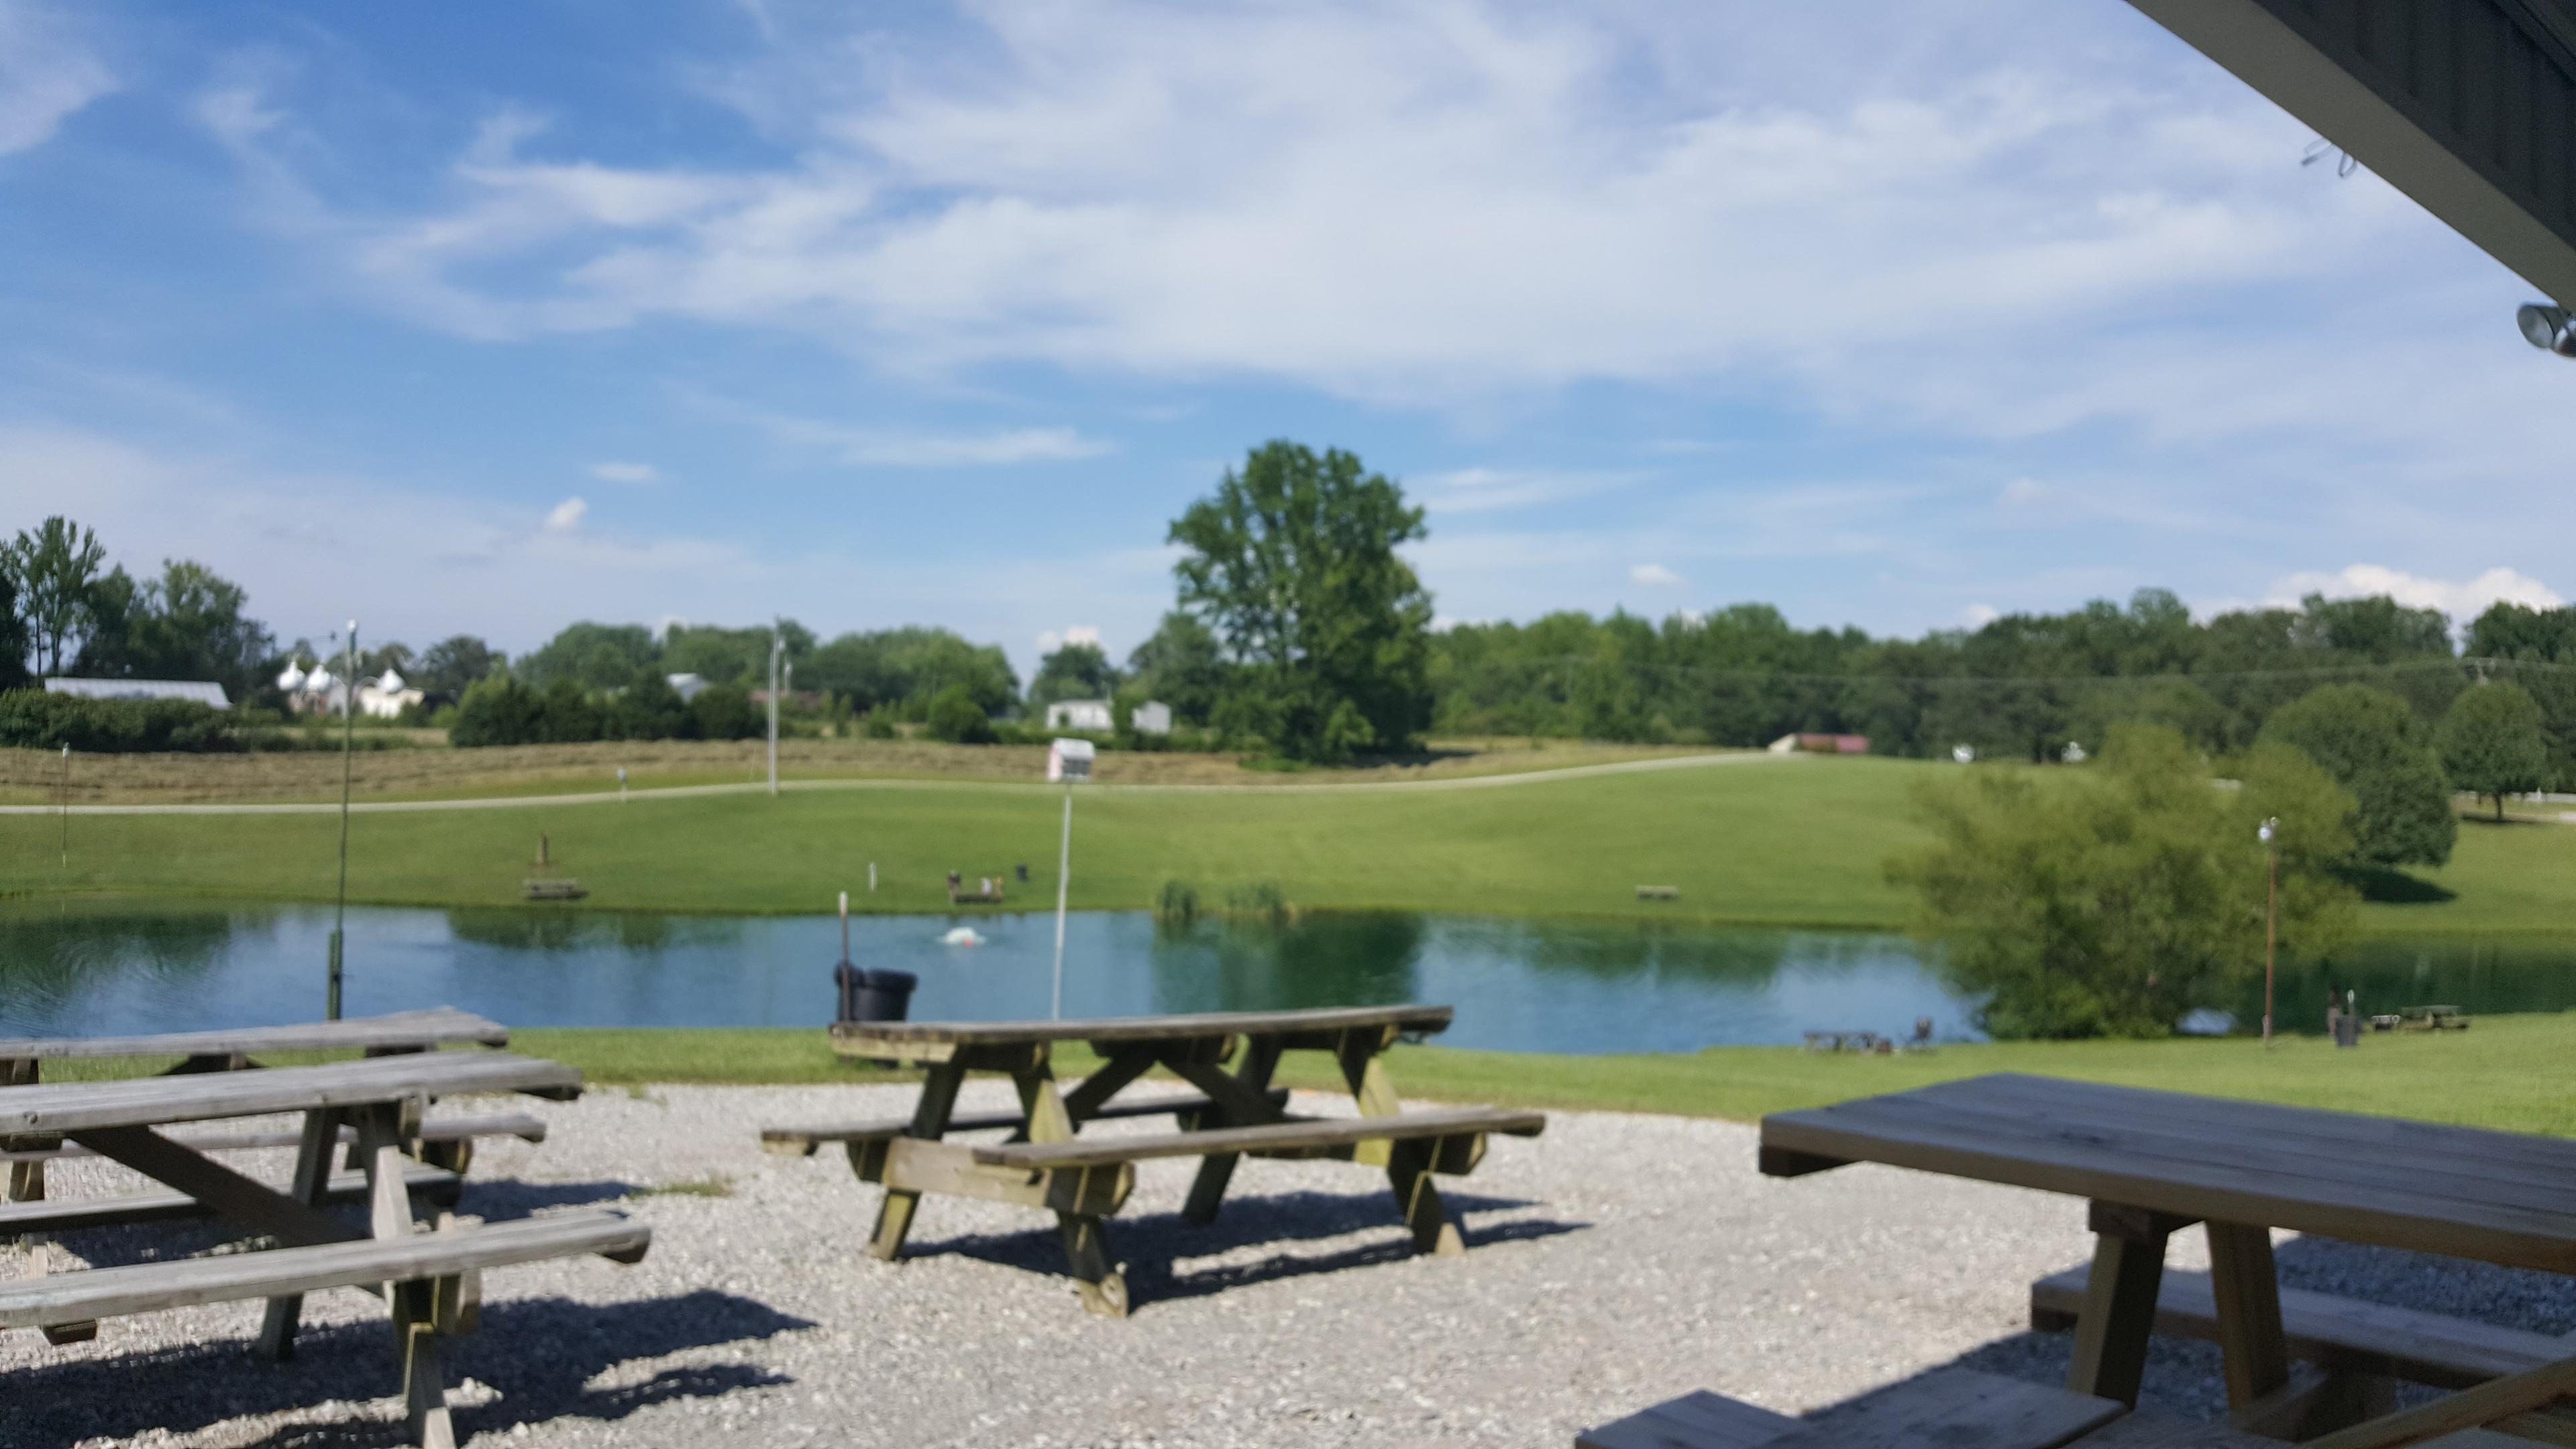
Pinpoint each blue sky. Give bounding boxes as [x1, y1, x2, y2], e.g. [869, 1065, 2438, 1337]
[1, 0, 2567, 678]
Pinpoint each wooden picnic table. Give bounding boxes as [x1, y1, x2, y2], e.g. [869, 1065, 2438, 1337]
[786, 1003, 1542, 1315]
[0, 1048, 623, 1448]
[1760, 1073, 2576, 1437]
[0, 1008, 511, 1205]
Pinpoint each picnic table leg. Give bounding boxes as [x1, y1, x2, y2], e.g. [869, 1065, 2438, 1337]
[2064, 1216, 2170, 1407]
[865, 1061, 964, 1263]
[1180, 1035, 1283, 1226]
[354, 1102, 460, 1449]
[3, 1059, 40, 1206]
[1014, 1056, 1132, 1316]
[2206, 1221, 2292, 1406]
[254, 1107, 344, 1360]
[1338, 1030, 1466, 1257]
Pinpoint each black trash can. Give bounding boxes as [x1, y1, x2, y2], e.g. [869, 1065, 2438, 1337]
[853, 967, 918, 1024]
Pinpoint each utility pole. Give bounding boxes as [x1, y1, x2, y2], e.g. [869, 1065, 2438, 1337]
[767, 621, 782, 797]
[58, 741, 70, 868]
[1053, 777, 1073, 1020]
[330, 621, 358, 1020]
[2258, 817, 2278, 1049]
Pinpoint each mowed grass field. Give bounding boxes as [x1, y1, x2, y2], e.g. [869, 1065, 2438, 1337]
[39, 1014, 2576, 1138]
[7, 751, 2575, 934]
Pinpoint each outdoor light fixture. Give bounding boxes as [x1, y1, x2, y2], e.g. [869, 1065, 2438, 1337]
[2518, 303, 2576, 358]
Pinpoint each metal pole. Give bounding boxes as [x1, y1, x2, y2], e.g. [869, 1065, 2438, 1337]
[58, 741, 70, 868]
[767, 625, 781, 796]
[1051, 782, 1073, 1020]
[2262, 842, 2277, 1049]
[331, 620, 357, 1020]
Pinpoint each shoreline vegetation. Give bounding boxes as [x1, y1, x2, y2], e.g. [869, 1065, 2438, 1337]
[7, 749, 2573, 935]
[28, 1014, 2576, 1139]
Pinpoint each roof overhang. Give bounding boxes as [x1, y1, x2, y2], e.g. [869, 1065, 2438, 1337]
[2125, 0, 2576, 307]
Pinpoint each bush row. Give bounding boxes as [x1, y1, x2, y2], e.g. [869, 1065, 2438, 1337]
[0, 689, 240, 753]
[448, 676, 765, 747]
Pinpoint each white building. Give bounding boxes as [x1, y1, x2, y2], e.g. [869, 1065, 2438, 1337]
[1128, 700, 1172, 735]
[354, 666, 425, 720]
[44, 678, 231, 708]
[1044, 698, 1115, 732]
[666, 672, 708, 702]
[277, 661, 420, 718]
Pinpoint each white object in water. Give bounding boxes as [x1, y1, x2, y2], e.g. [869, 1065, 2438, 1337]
[940, 926, 985, 947]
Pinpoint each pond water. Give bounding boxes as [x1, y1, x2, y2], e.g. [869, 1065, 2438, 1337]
[3, 902, 2572, 1053]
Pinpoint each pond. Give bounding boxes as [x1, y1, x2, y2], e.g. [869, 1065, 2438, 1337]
[3, 902, 2573, 1053]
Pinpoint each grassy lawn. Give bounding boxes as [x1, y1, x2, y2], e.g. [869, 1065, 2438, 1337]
[513, 1016, 2576, 1138]
[10, 751, 2575, 934]
[38, 1013, 2570, 1136]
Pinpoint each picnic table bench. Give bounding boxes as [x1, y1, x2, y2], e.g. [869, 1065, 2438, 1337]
[1757, 1073, 2576, 1442]
[768, 1004, 1545, 1316]
[2398, 1004, 2470, 1030]
[1, 1009, 519, 1206]
[0, 1048, 647, 1448]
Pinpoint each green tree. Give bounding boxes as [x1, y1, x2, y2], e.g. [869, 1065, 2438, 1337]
[449, 677, 543, 747]
[2440, 681, 2548, 820]
[1124, 611, 1227, 726]
[664, 621, 811, 688]
[119, 560, 276, 700]
[2, 517, 109, 676]
[800, 626, 1018, 716]
[515, 622, 657, 690]
[1169, 441, 1434, 761]
[1028, 641, 1118, 707]
[0, 564, 30, 690]
[689, 682, 762, 741]
[607, 672, 695, 741]
[416, 636, 504, 695]
[2259, 683, 2457, 866]
[922, 682, 998, 743]
[1888, 725, 2357, 1038]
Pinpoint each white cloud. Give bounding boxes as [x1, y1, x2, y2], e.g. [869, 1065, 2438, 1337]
[0, 1, 114, 156]
[545, 496, 588, 531]
[1037, 624, 1105, 654]
[590, 461, 659, 484]
[1629, 562, 1684, 588]
[1997, 478, 2048, 506]
[673, 390, 1114, 467]
[2266, 564, 2562, 623]
[1963, 603, 2001, 628]
[1418, 466, 1635, 515]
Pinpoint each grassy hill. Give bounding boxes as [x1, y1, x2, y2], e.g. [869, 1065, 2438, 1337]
[7, 751, 2573, 933]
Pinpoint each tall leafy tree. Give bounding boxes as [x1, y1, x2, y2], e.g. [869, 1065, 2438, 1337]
[1027, 641, 1118, 707]
[515, 622, 657, 690]
[2259, 683, 2457, 867]
[2440, 681, 2548, 820]
[3, 517, 108, 676]
[120, 561, 277, 699]
[1125, 611, 1228, 726]
[0, 564, 28, 690]
[1169, 441, 1434, 761]
[416, 635, 504, 694]
[1890, 726, 2357, 1038]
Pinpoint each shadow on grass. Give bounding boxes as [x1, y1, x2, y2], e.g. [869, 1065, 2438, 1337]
[911, 1185, 1587, 1309]
[7, 1290, 812, 1448]
[2333, 864, 2459, 905]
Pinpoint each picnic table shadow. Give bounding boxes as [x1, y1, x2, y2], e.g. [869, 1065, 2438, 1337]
[1933, 1233, 2576, 1424]
[32, 1179, 645, 1273]
[5, 1289, 813, 1448]
[908, 1186, 1587, 1307]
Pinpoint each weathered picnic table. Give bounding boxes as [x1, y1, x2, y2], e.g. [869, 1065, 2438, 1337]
[0, 1008, 515, 1205]
[0, 1049, 648, 1448]
[1759, 1073, 2576, 1440]
[762, 1004, 1544, 1316]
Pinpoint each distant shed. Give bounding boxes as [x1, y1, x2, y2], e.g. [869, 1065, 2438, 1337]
[1792, 733, 1870, 755]
[44, 678, 231, 708]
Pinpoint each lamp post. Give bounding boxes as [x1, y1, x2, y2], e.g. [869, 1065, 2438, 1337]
[58, 741, 70, 869]
[330, 621, 358, 1021]
[2258, 816, 2279, 1049]
[767, 622, 782, 797]
[1046, 738, 1094, 1020]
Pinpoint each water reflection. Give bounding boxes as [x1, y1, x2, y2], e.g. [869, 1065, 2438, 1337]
[10, 899, 2573, 1053]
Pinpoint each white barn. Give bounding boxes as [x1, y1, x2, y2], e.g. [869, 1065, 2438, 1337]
[44, 678, 231, 708]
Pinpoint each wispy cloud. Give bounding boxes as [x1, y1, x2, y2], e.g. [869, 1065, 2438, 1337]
[1416, 466, 1637, 515]
[0, 1, 114, 156]
[2265, 564, 2561, 623]
[544, 496, 588, 531]
[1630, 562, 1684, 587]
[590, 461, 659, 484]
[678, 389, 1113, 467]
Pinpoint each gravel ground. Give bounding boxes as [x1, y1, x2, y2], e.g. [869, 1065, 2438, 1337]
[5, 1083, 2571, 1448]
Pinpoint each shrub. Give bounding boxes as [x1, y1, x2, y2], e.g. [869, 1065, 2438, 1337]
[690, 683, 762, 741]
[1155, 878, 1201, 924]
[922, 684, 998, 744]
[0, 689, 237, 752]
[449, 678, 543, 747]
[860, 710, 898, 740]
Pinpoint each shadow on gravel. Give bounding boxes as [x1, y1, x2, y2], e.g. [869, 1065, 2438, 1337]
[915, 1186, 1589, 1311]
[1932, 1234, 2576, 1428]
[4, 1290, 812, 1447]
[459, 1178, 645, 1216]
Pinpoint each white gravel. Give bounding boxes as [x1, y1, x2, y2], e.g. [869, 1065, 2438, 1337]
[5, 1082, 2569, 1448]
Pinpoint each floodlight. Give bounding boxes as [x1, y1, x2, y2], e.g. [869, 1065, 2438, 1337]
[2518, 303, 2576, 357]
[2257, 817, 2277, 844]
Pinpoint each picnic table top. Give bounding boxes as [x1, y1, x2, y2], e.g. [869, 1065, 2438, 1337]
[830, 1003, 1455, 1047]
[0, 1051, 580, 1139]
[0, 1008, 508, 1061]
[1760, 1072, 2576, 1275]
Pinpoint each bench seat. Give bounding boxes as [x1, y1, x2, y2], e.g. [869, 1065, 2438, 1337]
[0, 1210, 649, 1330]
[2031, 1265, 2568, 1390]
[0, 1163, 462, 1238]
[1577, 1367, 2276, 1449]
[758, 1089, 1289, 1156]
[971, 1105, 1546, 1170]
[0, 1113, 547, 1165]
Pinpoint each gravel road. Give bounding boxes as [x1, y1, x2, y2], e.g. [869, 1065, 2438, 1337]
[5, 1083, 2569, 1448]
